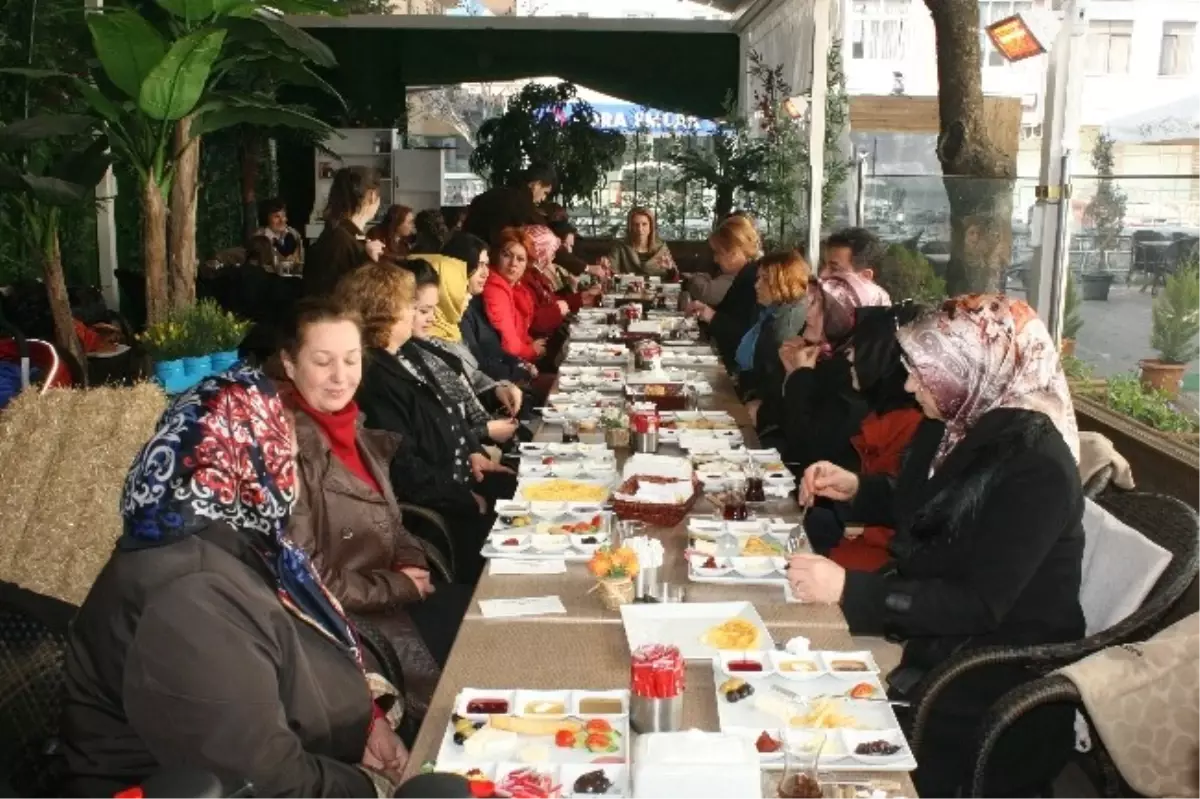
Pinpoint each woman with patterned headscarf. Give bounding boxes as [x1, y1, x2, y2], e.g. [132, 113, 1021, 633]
[771, 271, 892, 471]
[790, 295, 1085, 797]
[61, 367, 409, 798]
[520, 224, 599, 339]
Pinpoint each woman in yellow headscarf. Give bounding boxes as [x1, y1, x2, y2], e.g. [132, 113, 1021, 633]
[419, 253, 469, 343]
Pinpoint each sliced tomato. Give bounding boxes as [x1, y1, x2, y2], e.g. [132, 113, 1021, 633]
[584, 718, 612, 734]
[469, 779, 495, 798]
[554, 729, 577, 748]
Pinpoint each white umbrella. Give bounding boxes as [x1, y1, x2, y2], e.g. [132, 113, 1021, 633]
[1105, 94, 1200, 144]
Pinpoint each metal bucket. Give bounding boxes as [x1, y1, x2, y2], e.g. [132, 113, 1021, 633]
[630, 693, 684, 735]
[633, 430, 659, 453]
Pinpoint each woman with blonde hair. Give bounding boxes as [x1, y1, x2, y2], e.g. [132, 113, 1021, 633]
[607, 207, 677, 277]
[737, 250, 812, 427]
[686, 213, 763, 371]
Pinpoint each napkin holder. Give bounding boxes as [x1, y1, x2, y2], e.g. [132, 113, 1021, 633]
[632, 731, 762, 798]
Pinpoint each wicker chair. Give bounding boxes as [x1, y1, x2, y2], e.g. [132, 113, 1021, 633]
[971, 673, 1131, 797]
[909, 492, 1199, 793]
[0, 582, 75, 796]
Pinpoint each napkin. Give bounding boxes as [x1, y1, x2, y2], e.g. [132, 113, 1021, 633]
[488, 559, 568, 576]
[625, 536, 665, 570]
[478, 596, 567, 618]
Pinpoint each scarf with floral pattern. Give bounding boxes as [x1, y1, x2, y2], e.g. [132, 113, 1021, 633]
[896, 294, 1080, 471]
[120, 365, 361, 660]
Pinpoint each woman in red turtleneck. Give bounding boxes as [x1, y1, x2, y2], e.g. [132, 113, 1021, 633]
[280, 298, 470, 727]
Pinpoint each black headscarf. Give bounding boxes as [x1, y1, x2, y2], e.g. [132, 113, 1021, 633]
[851, 302, 923, 414]
[441, 231, 488, 275]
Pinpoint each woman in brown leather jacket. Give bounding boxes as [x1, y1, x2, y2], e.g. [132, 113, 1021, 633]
[280, 298, 470, 724]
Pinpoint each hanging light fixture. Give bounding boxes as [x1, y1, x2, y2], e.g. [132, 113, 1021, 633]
[986, 14, 1048, 62]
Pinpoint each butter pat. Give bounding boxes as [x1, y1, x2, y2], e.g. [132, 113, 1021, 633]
[463, 727, 518, 759]
[753, 693, 802, 727]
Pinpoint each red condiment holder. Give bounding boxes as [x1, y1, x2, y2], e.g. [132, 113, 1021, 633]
[630, 644, 685, 699]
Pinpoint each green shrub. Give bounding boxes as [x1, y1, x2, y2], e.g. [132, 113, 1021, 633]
[877, 244, 946, 304]
[1106, 373, 1199, 434]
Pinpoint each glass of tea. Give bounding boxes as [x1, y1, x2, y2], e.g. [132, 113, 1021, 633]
[723, 476, 749, 521]
[561, 418, 580, 444]
[778, 732, 826, 798]
[744, 461, 767, 504]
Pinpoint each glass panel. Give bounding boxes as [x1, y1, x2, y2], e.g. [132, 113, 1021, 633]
[1109, 34, 1132, 73]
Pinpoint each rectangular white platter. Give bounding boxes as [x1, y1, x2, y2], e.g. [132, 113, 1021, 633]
[485, 504, 612, 562]
[709, 657, 916, 773]
[619, 600, 774, 660]
[433, 688, 631, 796]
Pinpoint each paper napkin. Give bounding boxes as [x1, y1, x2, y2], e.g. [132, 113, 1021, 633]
[478, 596, 568, 619]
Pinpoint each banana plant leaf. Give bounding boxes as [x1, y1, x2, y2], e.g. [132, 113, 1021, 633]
[87, 10, 168, 101]
[138, 28, 228, 121]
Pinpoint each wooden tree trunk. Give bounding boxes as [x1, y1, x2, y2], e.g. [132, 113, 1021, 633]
[40, 210, 87, 386]
[169, 115, 200, 311]
[925, 0, 1016, 296]
[143, 177, 170, 326]
[240, 130, 262, 241]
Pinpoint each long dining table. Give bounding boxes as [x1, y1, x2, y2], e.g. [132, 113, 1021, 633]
[402, 356, 917, 796]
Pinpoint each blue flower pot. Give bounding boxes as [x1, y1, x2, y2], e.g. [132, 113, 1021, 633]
[182, 355, 212, 385]
[209, 350, 239, 374]
[153, 359, 191, 394]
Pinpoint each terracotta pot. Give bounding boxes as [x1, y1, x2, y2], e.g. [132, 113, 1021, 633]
[1138, 359, 1187, 398]
[1060, 338, 1076, 357]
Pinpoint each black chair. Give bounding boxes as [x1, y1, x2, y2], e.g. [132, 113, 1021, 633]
[0, 582, 75, 796]
[909, 492, 1199, 793]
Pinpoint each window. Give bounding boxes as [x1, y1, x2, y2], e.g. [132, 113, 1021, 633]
[1160, 22, 1195, 76]
[978, 0, 1033, 67]
[850, 0, 907, 61]
[1086, 21, 1133, 74]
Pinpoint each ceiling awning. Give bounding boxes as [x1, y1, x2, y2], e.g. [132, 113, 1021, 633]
[291, 14, 741, 121]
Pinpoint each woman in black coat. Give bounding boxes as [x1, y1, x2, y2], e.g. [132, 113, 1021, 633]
[792, 295, 1085, 797]
[336, 263, 513, 585]
[772, 272, 890, 470]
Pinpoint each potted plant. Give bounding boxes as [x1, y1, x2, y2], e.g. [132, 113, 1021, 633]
[1140, 262, 1199, 398]
[587, 545, 639, 610]
[600, 406, 630, 449]
[189, 300, 249, 372]
[1061, 273, 1083, 357]
[1080, 133, 1127, 302]
[138, 318, 195, 394]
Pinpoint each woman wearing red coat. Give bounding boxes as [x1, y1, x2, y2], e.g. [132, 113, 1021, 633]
[481, 227, 545, 362]
[805, 303, 925, 572]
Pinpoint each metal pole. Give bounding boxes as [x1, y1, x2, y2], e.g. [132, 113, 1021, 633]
[1031, 0, 1088, 333]
[1046, 152, 1073, 341]
[854, 153, 867, 226]
[806, 0, 831, 265]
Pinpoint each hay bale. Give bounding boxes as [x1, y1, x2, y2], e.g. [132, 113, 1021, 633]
[0, 383, 167, 605]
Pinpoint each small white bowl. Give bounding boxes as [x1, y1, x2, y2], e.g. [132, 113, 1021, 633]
[689, 553, 733, 577]
[570, 533, 607, 554]
[732, 556, 775, 578]
[530, 534, 570, 553]
[843, 729, 910, 764]
[717, 650, 773, 677]
[768, 650, 825, 680]
[822, 651, 881, 678]
[489, 533, 531, 554]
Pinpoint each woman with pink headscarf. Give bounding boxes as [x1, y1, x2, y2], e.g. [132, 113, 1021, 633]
[520, 224, 600, 338]
[790, 295, 1085, 797]
[764, 272, 892, 471]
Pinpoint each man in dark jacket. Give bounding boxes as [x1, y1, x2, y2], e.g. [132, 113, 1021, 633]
[464, 163, 556, 246]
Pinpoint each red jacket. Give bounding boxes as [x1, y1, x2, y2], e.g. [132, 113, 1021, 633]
[482, 271, 537, 361]
[521, 267, 569, 337]
[828, 406, 923, 572]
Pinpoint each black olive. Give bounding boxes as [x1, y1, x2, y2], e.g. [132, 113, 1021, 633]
[453, 733, 466, 745]
[725, 689, 739, 702]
